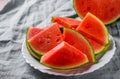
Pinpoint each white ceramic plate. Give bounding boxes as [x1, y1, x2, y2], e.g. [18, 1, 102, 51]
[21, 35, 116, 76]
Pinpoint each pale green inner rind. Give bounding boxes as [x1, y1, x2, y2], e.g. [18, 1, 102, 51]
[40, 56, 89, 70]
[95, 46, 106, 55]
[64, 27, 96, 63]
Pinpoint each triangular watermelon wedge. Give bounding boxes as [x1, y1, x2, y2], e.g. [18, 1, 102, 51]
[40, 41, 88, 69]
[52, 16, 81, 29]
[63, 27, 96, 63]
[76, 13, 110, 54]
[28, 23, 63, 55]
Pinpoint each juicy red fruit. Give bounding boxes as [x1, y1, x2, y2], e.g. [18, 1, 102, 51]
[52, 16, 81, 29]
[28, 23, 63, 55]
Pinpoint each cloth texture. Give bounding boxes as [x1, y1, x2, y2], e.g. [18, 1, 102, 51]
[0, 0, 120, 79]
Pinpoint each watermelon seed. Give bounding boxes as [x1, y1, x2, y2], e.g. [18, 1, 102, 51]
[56, 38, 61, 42]
[57, 34, 60, 36]
[110, 8, 114, 12]
[87, 7, 91, 11]
[47, 41, 50, 44]
[83, 10, 86, 13]
[81, 1, 84, 5]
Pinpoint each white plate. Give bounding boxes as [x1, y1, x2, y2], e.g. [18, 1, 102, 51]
[21, 35, 116, 76]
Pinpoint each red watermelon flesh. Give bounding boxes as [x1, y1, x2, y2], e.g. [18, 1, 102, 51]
[73, 0, 120, 24]
[28, 23, 63, 55]
[52, 16, 81, 29]
[97, 0, 120, 24]
[40, 41, 88, 69]
[63, 27, 95, 63]
[27, 27, 43, 40]
[77, 13, 109, 46]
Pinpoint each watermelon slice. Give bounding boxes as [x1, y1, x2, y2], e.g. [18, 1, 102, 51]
[26, 27, 43, 60]
[52, 16, 81, 29]
[28, 23, 63, 55]
[63, 27, 96, 63]
[76, 13, 110, 54]
[73, 0, 120, 24]
[27, 27, 43, 40]
[40, 41, 88, 69]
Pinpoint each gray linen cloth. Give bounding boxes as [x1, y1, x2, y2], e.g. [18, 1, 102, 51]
[0, 0, 120, 79]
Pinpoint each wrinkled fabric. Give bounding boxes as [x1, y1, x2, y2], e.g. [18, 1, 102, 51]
[0, 0, 120, 79]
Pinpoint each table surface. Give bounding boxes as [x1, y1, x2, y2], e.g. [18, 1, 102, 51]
[0, 0, 120, 79]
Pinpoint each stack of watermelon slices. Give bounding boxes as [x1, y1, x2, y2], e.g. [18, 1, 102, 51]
[26, 13, 110, 70]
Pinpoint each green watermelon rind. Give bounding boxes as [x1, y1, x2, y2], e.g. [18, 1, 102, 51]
[63, 27, 96, 63]
[73, 0, 120, 25]
[40, 58, 88, 70]
[73, 0, 84, 19]
[26, 27, 42, 60]
[28, 42, 44, 55]
[105, 15, 120, 25]
[95, 40, 110, 55]
[94, 38, 110, 55]
[26, 39, 41, 60]
[95, 38, 111, 61]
